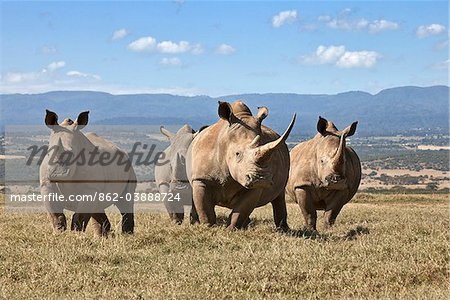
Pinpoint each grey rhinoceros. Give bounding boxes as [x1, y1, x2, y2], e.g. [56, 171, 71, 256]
[154, 124, 196, 224]
[286, 116, 361, 230]
[186, 100, 296, 230]
[40, 110, 136, 235]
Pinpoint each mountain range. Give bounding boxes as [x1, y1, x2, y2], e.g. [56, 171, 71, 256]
[1, 85, 448, 136]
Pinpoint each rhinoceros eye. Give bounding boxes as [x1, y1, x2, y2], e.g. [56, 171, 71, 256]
[235, 152, 243, 161]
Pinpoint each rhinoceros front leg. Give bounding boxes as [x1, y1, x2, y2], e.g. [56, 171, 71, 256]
[70, 213, 91, 232]
[90, 212, 111, 236]
[271, 193, 290, 232]
[192, 180, 216, 226]
[294, 187, 317, 231]
[323, 191, 347, 229]
[227, 189, 262, 230]
[159, 183, 184, 225]
[42, 183, 67, 232]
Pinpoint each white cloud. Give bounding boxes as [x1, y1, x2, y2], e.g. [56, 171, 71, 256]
[318, 10, 398, 33]
[318, 15, 331, 22]
[159, 57, 182, 66]
[300, 45, 381, 68]
[127, 36, 156, 52]
[416, 24, 446, 38]
[301, 45, 345, 64]
[191, 43, 204, 55]
[47, 61, 66, 71]
[215, 44, 236, 55]
[66, 70, 101, 80]
[41, 46, 57, 55]
[3, 71, 40, 83]
[112, 28, 130, 41]
[336, 51, 381, 68]
[272, 10, 297, 28]
[369, 20, 399, 33]
[127, 37, 203, 54]
[156, 41, 190, 53]
[431, 59, 450, 70]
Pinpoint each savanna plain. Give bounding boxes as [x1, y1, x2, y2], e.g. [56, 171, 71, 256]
[0, 192, 448, 299]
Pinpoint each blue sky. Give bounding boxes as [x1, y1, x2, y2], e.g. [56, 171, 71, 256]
[1, 1, 448, 96]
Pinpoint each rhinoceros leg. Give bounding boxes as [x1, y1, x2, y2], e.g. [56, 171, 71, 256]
[91, 212, 111, 236]
[192, 180, 216, 226]
[190, 203, 200, 225]
[294, 188, 317, 231]
[160, 183, 184, 224]
[271, 193, 289, 232]
[227, 212, 251, 229]
[227, 189, 262, 230]
[42, 184, 67, 232]
[323, 192, 347, 229]
[70, 213, 91, 232]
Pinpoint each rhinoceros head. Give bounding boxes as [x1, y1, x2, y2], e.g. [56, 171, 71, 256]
[315, 116, 358, 189]
[218, 101, 296, 189]
[45, 109, 89, 181]
[160, 124, 195, 188]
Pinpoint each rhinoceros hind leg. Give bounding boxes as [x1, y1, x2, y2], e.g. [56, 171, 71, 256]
[295, 188, 317, 231]
[50, 212, 67, 232]
[271, 193, 289, 232]
[70, 213, 91, 232]
[192, 180, 216, 226]
[190, 203, 200, 225]
[91, 212, 111, 236]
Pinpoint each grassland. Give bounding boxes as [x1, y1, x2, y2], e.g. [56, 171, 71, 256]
[0, 193, 449, 299]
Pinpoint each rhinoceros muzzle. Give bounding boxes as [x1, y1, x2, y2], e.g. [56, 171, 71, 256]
[170, 180, 189, 190]
[49, 168, 71, 180]
[322, 174, 347, 190]
[244, 173, 274, 189]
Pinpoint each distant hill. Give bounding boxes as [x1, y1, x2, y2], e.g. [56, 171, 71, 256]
[0, 85, 448, 136]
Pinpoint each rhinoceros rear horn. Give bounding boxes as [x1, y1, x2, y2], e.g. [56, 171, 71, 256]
[255, 113, 296, 161]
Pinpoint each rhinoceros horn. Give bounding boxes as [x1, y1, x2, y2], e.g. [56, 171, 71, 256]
[332, 121, 358, 168]
[332, 133, 345, 168]
[255, 113, 296, 162]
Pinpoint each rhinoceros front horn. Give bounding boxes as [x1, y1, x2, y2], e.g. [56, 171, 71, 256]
[255, 113, 297, 161]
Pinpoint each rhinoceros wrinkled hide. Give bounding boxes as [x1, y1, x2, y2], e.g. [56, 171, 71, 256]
[186, 100, 296, 230]
[40, 110, 136, 236]
[286, 116, 361, 231]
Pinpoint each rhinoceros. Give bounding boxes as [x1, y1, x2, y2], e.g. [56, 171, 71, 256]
[286, 116, 361, 230]
[186, 100, 296, 230]
[154, 124, 196, 224]
[40, 110, 136, 235]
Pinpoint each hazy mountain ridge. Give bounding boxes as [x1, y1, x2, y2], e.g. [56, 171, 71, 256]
[1, 85, 448, 136]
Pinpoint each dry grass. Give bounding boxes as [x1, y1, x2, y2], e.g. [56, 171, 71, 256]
[0, 193, 449, 299]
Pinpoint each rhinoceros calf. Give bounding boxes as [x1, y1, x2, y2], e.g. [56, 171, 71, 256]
[286, 116, 361, 230]
[186, 100, 296, 230]
[155, 124, 196, 224]
[40, 110, 136, 235]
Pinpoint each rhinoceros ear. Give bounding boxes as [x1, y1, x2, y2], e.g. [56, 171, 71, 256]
[218, 101, 237, 125]
[317, 116, 328, 136]
[343, 121, 358, 137]
[45, 109, 59, 129]
[160, 126, 174, 140]
[256, 106, 268, 123]
[75, 111, 89, 130]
